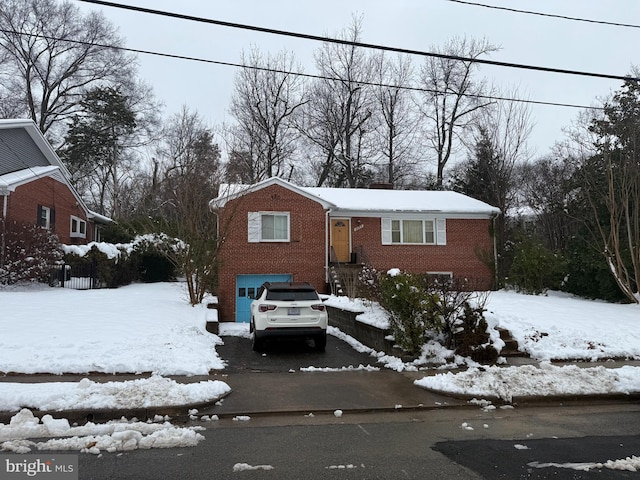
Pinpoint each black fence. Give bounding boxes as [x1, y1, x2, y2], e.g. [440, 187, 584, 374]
[50, 260, 100, 290]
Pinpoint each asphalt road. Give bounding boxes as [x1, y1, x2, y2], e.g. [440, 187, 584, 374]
[76, 404, 640, 479]
[18, 333, 640, 479]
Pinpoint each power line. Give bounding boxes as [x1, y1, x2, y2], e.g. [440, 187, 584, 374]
[445, 0, 640, 29]
[0, 27, 604, 111]
[77, 0, 638, 83]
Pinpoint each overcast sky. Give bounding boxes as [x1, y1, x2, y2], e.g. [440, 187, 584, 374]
[76, 0, 639, 160]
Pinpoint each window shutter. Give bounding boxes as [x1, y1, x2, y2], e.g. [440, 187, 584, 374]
[50, 208, 56, 230]
[37, 205, 44, 227]
[381, 218, 392, 244]
[436, 218, 446, 245]
[247, 212, 261, 242]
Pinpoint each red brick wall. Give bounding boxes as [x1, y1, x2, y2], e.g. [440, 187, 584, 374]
[217, 184, 496, 321]
[350, 216, 495, 289]
[217, 184, 328, 321]
[5, 177, 93, 244]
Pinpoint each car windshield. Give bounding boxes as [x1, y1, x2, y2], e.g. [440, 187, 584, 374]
[265, 289, 319, 301]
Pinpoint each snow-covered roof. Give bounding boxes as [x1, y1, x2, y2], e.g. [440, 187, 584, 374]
[0, 166, 61, 192]
[211, 177, 500, 218]
[300, 186, 500, 217]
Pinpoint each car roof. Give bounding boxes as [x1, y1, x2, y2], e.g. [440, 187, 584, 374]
[262, 282, 316, 291]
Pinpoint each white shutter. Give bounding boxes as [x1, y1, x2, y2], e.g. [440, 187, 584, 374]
[381, 218, 392, 244]
[436, 218, 447, 245]
[247, 212, 261, 243]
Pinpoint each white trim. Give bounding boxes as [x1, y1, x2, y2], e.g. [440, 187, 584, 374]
[70, 215, 87, 239]
[436, 218, 447, 245]
[248, 211, 291, 243]
[380, 216, 447, 245]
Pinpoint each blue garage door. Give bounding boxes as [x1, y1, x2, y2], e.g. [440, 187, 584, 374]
[235, 274, 292, 323]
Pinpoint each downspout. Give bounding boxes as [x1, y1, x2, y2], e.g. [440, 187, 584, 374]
[325, 208, 332, 285]
[1, 191, 8, 269]
[492, 213, 499, 288]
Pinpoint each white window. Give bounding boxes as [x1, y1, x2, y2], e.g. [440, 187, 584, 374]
[37, 205, 52, 230]
[248, 212, 290, 242]
[70, 216, 87, 239]
[382, 218, 446, 245]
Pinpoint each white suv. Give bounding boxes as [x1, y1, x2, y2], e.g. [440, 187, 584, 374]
[250, 282, 328, 351]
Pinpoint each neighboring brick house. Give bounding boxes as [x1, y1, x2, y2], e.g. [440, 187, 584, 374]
[0, 118, 111, 245]
[211, 176, 500, 323]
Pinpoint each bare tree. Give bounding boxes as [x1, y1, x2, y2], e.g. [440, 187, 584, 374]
[372, 52, 421, 186]
[0, 0, 135, 139]
[139, 107, 223, 304]
[227, 47, 306, 183]
[473, 90, 533, 215]
[417, 36, 498, 188]
[302, 16, 376, 187]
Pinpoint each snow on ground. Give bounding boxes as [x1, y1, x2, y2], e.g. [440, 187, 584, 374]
[415, 363, 640, 402]
[0, 282, 225, 375]
[0, 375, 230, 412]
[3, 282, 640, 454]
[1, 408, 206, 455]
[0, 282, 229, 452]
[485, 290, 640, 361]
[326, 290, 640, 402]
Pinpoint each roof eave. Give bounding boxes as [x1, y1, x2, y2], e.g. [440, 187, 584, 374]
[329, 208, 501, 218]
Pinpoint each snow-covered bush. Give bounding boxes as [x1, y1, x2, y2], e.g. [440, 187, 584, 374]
[375, 270, 497, 362]
[453, 302, 498, 364]
[378, 271, 442, 355]
[61, 234, 184, 287]
[0, 220, 62, 285]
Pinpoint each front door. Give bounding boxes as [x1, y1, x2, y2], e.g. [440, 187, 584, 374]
[331, 219, 351, 262]
[235, 274, 292, 323]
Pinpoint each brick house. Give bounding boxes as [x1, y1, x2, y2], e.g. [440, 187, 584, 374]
[211, 176, 500, 323]
[0, 119, 111, 245]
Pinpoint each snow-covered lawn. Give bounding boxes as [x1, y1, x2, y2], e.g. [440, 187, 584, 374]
[0, 282, 225, 375]
[485, 290, 640, 361]
[326, 290, 640, 402]
[0, 282, 229, 453]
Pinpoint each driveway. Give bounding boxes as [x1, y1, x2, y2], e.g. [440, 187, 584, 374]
[216, 335, 376, 374]
[205, 334, 467, 416]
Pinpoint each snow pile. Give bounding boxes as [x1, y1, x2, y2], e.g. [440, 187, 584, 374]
[300, 365, 380, 372]
[233, 463, 274, 472]
[415, 363, 640, 402]
[529, 456, 640, 472]
[0, 409, 204, 454]
[0, 376, 231, 412]
[218, 322, 252, 338]
[0, 282, 225, 375]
